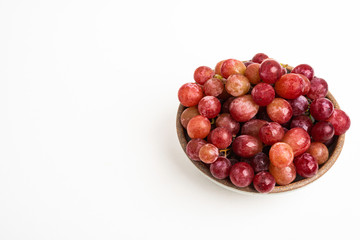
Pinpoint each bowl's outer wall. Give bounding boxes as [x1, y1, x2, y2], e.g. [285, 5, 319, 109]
[176, 65, 345, 194]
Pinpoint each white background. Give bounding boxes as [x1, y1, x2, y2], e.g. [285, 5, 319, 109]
[0, 0, 359, 239]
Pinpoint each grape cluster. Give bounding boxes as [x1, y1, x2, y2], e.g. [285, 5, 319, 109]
[178, 54, 351, 193]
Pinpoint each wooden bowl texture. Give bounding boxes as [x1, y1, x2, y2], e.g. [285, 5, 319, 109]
[176, 65, 345, 194]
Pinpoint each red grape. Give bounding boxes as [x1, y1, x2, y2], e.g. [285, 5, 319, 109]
[307, 142, 329, 165]
[259, 59, 282, 84]
[251, 83, 275, 106]
[221, 59, 246, 79]
[221, 97, 235, 113]
[178, 83, 204, 107]
[215, 113, 240, 136]
[203, 78, 224, 97]
[194, 66, 214, 85]
[266, 98, 293, 124]
[241, 119, 267, 139]
[252, 53, 269, 64]
[180, 106, 200, 129]
[307, 77, 328, 100]
[187, 115, 211, 139]
[288, 95, 309, 116]
[281, 67, 287, 75]
[253, 171, 275, 193]
[275, 73, 303, 99]
[299, 74, 311, 95]
[269, 162, 296, 186]
[250, 152, 270, 173]
[217, 85, 232, 100]
[269, 142, 294, 168]
[259, 122, 285, 145]
[199, 143, 219, 164]
[326, 109, 351, 135]
[310, 98, 334, 121]
[232, 135, 263, 158]
[290, 115, 313, 134]
[282, 127, 311, 156]
[311, 121, 334, 142]
[244, 61, 254, 67]
[215, 60, 225, 75]
[210, 157, 231, 179]
[229, 162, 254, 187]
[229, 95, 259, 122]
[245, 63, 261, 84]
[256, 107, 272, 122]
[291, 64, 314, 80]
[186, 138, 207, 161]
[225, 74, 250, 97]
[294, 153, 318, 178]
[208, 127, 233, 149]
[198, 96, 221, 119]
[323, 136, 336, 148]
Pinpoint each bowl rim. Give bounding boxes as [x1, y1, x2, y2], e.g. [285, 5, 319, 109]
[176, 65, 345, 194]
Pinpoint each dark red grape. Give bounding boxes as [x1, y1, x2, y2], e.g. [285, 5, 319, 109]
[250, 152, 270, 173]
[232, 135, 263, 158]
[275, 73, 303, 99]
[241, 119, 267, 140]
[221, 59, 246, 79]
[225, 74, 250, 97]
[215, 60, 225, 75]
[256, 106, 272, 122]
[281, 67, 287, 75]
[326, 109, 351, 135]
[251, 83, 275, 106]
[291, 64, 314, 80]
[290, 115, 313, 134]
[307, 77, 328, 100]
[180, 106, 200, 129]
[229, 95, 259, 122]
[186, 139, 207, 161]
[216, 113, 240, 136]
[194, 66, 214, 85]
[288, 95, 309, 116]
[323, 136, 336, 147]
[259, 59, 282, 84]
[245, 63, 261, 84]
[199, 143, 219, 164]
[210, 157, 231, 179]
[253, 171, 275, 193]
[178, 83, 204, 107]
[198, 96, 221, 119]
[310, 98, 334, 121]
[187, 115, 211, 139]
[221, 97, 235, 113]
[294, 153, 318, 178]
[203, 78, 224, 97]
[252, 53, 269, 64]
[282, 127, 311, 156]
[208, 127, 232, 149]
[269, 142, 294, 168]
[259, 122, 285, 145]
[229, 162, 254, 187]
[266, 98, 293, 124]
[307, 142, 329, 165]
[269, 162, 296, 186]
[311, 121, 334, 142]
[244, 61, 254, 67]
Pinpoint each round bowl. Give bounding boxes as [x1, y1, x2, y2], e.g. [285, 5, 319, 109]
[176, 65, 345, 194]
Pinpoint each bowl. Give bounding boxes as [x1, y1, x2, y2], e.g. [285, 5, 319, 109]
[176, 65, 345, 194]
